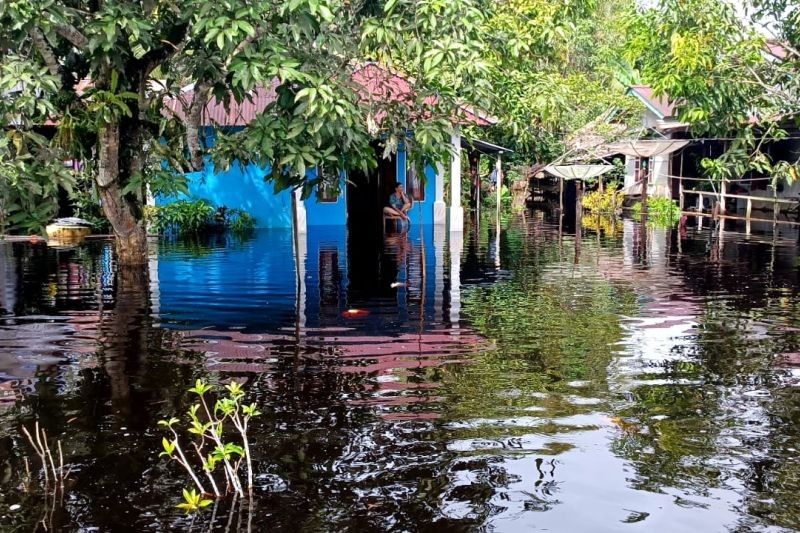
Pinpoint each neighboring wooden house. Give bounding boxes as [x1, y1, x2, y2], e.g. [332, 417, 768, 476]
[620, 86, 688, 200]
[621, 85, 800, 222]
[160, 63, 503, 235]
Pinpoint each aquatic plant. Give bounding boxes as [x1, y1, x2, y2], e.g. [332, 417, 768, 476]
[20, 420, 70, 491]
[582, 187, 623, 214]
[631, 197, 681, 227]
[158, 379, 261, 509]
[149, 200, 216, 235]
[147, 201, 257, 236]
[225, 209, 257, 234]
[176, 488, 213, 514]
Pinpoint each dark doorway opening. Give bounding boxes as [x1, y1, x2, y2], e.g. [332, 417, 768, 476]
[346, 145, 399, 302]
[346, 145, 397, 236]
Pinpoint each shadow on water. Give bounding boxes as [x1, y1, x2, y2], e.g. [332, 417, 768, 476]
[1, 213, 800, 531]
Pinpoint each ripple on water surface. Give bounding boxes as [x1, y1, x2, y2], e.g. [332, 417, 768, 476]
[1, 219, 800, 531]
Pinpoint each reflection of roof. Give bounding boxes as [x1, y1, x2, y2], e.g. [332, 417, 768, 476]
[163, 63, 495, 127]
[181, 327, 490, 419]
[627, 86, 676, 119]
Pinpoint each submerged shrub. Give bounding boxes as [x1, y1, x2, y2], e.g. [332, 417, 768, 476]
[582, 188, 623, 214]
[147, 200, 257, 236]
[632, 197, 681, 227]
[224, 208, 256, 234]
[158, 379, 261, 510]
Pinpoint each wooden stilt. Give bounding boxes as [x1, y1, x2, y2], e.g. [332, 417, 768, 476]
[773, 188, 779, 227]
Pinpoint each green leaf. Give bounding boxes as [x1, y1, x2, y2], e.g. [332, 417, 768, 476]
[384, 0, 399, 13]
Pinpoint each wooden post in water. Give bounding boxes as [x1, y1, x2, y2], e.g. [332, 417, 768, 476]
[495, 154, 502, 270]
[746, 197, 752, 234]
[719, 180, 727, 215]
[641, 173, 649, 215]
[678, 150, 685, 210]
[468, 150, 480, 210]
[476, 172, 480, 223]
[773, 187, 779, 227]
[559, 177, 564, 212]
[575, 179, 583, 264]
[495, 155, 502, 214]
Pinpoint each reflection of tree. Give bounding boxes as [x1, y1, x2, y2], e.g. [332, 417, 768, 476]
[606, 231, 800, 529]
[454, 228, 637, 418]
[399, 219, 638, 521]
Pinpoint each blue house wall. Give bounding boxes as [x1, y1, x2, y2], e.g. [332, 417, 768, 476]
[160, 131, 440, 228]
[157, 128, 294, 228]
[304, 166, 348, 227]
[396, 146, 437, 225]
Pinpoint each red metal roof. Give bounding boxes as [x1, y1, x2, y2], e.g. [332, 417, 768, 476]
[163, 80, 279, 126]
[628, 85, 676, 118]
[163, 63, 494, 127]
[765, 41, 790, 60]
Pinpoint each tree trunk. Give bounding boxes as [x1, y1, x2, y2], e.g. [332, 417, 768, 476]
[186, 82, 211, 171]
[97, 121, 148, 266]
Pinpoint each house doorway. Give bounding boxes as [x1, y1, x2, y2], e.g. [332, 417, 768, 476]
[346, 147, 397, 236]
[346, 147, 398, 302]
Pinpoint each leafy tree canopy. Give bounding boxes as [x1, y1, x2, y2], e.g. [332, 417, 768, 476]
[624, 0, 800, 184]
[0, 0, 493, 261]
[474, 0, 644, 167]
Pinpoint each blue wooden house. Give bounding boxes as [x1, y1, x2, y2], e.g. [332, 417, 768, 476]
[159, 64, 507, 236]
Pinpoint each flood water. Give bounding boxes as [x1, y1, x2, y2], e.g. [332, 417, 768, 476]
[2, 212, 800, 531]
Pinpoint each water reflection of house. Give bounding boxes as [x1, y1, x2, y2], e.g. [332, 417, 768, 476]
[153, 224, 494, 418]
[0, 242, 113, 396]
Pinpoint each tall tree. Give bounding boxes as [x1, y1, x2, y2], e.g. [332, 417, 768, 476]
[475, 0, 643, 167]
[624, 0, 800, 184]
[0, 0, 492, 266]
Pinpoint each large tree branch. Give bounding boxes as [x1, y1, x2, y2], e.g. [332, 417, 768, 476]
[744, 66, 796, 104]
[30, 28, 60, 77]
[224, 27, 269, 70]
[186, 80, 212, 171]
[52, 22, 89, 49]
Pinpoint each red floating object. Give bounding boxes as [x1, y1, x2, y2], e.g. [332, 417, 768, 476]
[342, 308, 370, 318]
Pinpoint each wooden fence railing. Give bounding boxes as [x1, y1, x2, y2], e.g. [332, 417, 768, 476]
[681, 189, 798, 217]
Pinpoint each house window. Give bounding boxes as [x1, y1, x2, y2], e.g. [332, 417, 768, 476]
[317, 166, 340, 203]
[635, 157, 652, 183]
[406, 158, 425, 202]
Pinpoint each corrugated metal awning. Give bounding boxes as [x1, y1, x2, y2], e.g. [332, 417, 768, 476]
[461, 138, 511, 154]
[601, 139, 690, 158]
